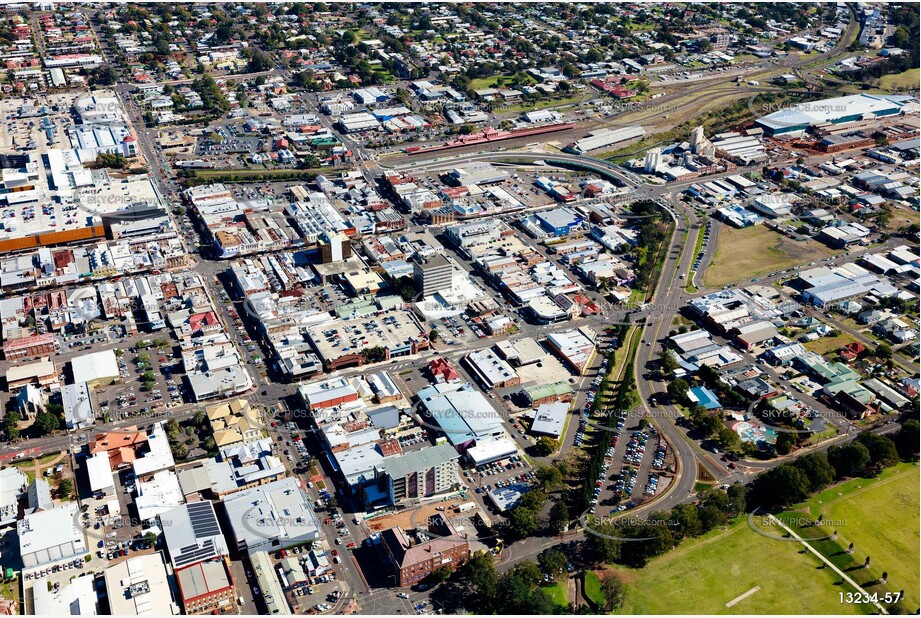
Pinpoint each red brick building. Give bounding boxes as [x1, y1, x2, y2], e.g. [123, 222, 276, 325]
[175, 559, 237, 615]
[380, 520, 470, 587]
[3, 333, 58, 360]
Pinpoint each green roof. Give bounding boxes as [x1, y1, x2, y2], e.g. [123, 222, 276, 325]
[523, 381, 573, 400]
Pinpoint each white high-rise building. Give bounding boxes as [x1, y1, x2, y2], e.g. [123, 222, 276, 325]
[644, 148, 663, 173]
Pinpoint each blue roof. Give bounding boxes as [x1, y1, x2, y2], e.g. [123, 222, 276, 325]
[690, 386, 722, 410]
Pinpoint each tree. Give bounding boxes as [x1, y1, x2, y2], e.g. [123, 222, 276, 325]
[855, 432, 900, 470]
[547, 500, 569, 535]
[193, 409, 208, 428]
[666, 378, 690, 404]
[33, 410, 59, 436]
[669, 503, 702, 540]
[165, 418, 180, 438]
[600, 572, 628, 612]
[535, 436, 558, 456]
[775, 431, 796, 455]
[792, 452, 835, 492]
[827, 442, 871, 479]
[716, 426, 741, 450]
[751, 464, 810, 508]
[699, 413, 722, 438]
[171, 443, 188, 461]
[3, 410, 22, 440]
[875, 343, 893, 359]
[90, 65, 118, 86]
[537, 549, 567, 579]
[893, 420, 920, 461]
[460, 551, 498, 603]
[508, 506, 540, 538]
[582, 524, 621, 564]
[432, 565, 453, 583]
[58, 478, 74, 499]
[535, 465, 564, 492]
[660, 349, 679, 377]
[144, 532, 158, 546]
[245, 48, 273, 72]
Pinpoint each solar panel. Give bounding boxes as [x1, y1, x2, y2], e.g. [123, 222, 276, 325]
[173, 539, 218, 568]
[187, 502, 221, 537]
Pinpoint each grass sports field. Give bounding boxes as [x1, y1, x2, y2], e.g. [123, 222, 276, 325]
[609, 517, 868, 614]
[601, 464, 918, 614]
[799, 463, 920, 609]
[703, 224, 839, 288]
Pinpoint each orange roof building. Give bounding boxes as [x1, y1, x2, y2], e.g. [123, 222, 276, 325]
[88, 427, 148, 470]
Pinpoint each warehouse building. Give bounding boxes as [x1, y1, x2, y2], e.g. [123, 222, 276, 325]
[336, 112, 381, 133]
[529, 402, 568, 439]
[564, 126, 646, 155]
[18, 503, 87, 568]
[756, 94, 909, 138]
[70, 349, 119, 387]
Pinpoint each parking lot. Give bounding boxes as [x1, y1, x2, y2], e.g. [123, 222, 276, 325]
[585, 415, 675, 515]
[464, 455, 536, 506]
[93, 343, 184, 422]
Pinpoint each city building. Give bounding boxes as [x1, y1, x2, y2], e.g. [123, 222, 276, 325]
[206, 399, 262, 448]
[5, 357, 57, 391]
[175, 559, 237, 615]
[222, 477, 321, 555]
[0, 467, 27, 528]
[413, 254, 453, 297]
[419, 385, 507, 450]
[529, 402, 569, 439]
[32, 574, 98, 615]
[160, 501, 229, 570]
[544, 328, 596, 374]
[463, 348, 520, 390]
[380, 443, 460, 505]
[18, 503, 86, 569]
[380, 515, 470, 587]
[69, 349, 119, 387]
[86, 450, 116, 497]
[104, 552, 181, 615]
[62, 381, 94, 430]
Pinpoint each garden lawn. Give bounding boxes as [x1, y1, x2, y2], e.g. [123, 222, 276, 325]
[543, 579, 569, 607]
[584, 570, 605, 607]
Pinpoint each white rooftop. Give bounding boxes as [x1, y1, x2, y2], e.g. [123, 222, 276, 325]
[70, 349, 119, 384]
